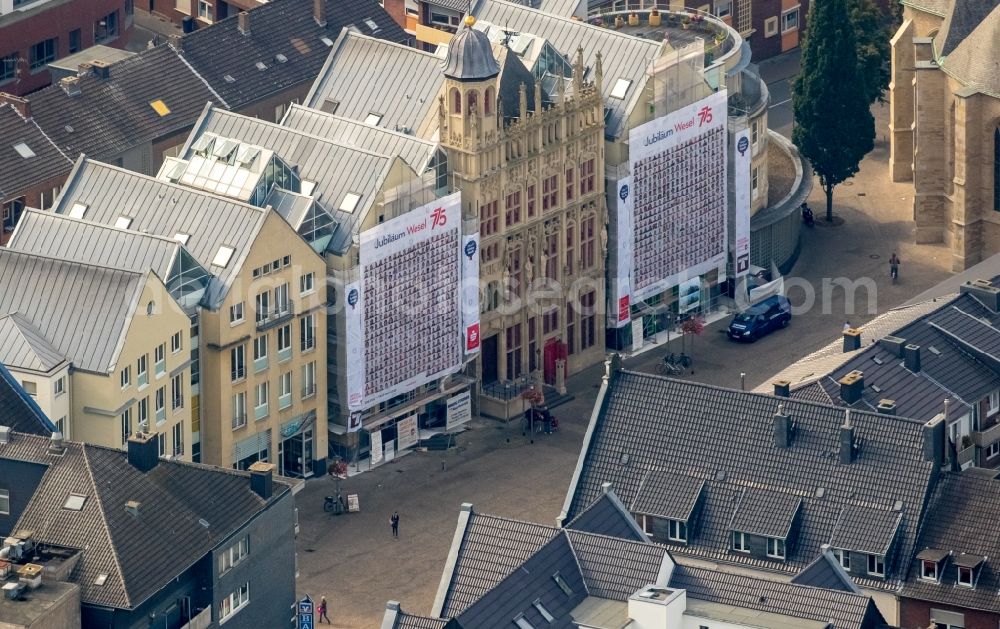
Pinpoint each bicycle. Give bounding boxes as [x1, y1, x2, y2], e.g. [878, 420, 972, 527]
[657, 353, 691, 375]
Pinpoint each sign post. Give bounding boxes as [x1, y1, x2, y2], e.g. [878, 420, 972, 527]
[298, 596, 314, 629]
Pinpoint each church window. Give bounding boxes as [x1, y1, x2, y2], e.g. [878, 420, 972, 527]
[467, 90, 478, 114]
[451, 88, 461, 114]
[485, 87, 495, 115]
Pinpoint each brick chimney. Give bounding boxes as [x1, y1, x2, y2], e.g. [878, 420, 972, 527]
[90, 59, 111, 79]
[843, 328, 861, 352]
[0, 94, 31, 119]
[126, 433, 159, 473]
[838, 370, 864, 405]
[238, 11, 251, 35]
[773, 380, 790, 398]
[249, 461, 275, 500]
[314, 0, 327, 27]
[876, 399, 897, 415]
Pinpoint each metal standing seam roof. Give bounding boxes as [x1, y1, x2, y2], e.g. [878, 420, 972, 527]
[0, 249, 149, 374]
[282, 103, 440, 174]
[514, 0, 584, 17]
[305, 29, 445, 140]
[471, 0, 665, 140]
[52, 157, 268, 308]
[0, 104, 73, 202]
[563, 371, 936, 589]
[8, 209, 184, 280]
[0, 362, 55, 436]
[185, 105, 411, 254]
[0, 313, 66, 372]
[0, 431, 290, 611]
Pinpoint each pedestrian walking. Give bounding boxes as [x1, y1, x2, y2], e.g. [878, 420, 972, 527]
[318, 597, 331, 624]
[391, 511, 400, 538]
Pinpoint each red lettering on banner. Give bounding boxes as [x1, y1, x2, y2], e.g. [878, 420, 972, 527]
[618, 296, 630, 323]
[466, 323, 480, 351]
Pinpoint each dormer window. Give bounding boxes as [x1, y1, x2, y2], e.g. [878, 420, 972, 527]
[867, 554, 885, 577]
[920, 559, 939, 581]
[957, 566, 973, 587]
[732, 531, 749, 553]
[766, 537, 786, 559]
[832, 548, 851, 571]
[667, 519, 687, 542]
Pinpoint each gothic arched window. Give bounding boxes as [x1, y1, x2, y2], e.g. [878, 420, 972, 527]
[451, 88, 461, 114]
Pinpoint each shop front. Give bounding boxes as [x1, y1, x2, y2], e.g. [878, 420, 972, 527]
[278, 413, 315, 478]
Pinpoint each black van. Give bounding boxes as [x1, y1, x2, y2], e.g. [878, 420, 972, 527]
[727, 295, 792, 342]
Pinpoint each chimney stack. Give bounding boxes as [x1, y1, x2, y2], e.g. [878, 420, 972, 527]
[169, 33, 184, 52]
[90, 59, 111, 79]
[838, 370, 864, 405]
[773, 380, 790, 398]
[843, 328, 861, 353]
[314, 0, 327, 27]
[126, 433, 159, 473]
[876, 399, 897, 415]
[923, 414, 946, 468]
[238, 11, 251, 35]
[48, 431, 65, 455]
[249, 461, 275, 500]
[960, 279, 1000, 313]
[0, 94, 31, 119]
[879, 335, 906, 358]
[774, 403, 792, 448]
[59, 76, 81, 97]
[840, 409, 855, 464]
[904, 344, 921, 372]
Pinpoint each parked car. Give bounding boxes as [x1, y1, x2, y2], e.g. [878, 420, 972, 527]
[727, 295, 792, 342]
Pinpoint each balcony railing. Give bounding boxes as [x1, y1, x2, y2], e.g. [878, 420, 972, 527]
[256, 306, 294, 331]
[973, 421, 1000, 448]
[959, 443, 977, 467]
[231, 366, 246, 383]
[180, 607, 211, 629]
[231, 414, 247, 430]
[302, 384, 317, 399]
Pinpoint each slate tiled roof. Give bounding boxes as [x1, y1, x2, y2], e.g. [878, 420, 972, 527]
[441, 513, 559, 616]
[0, 363, 54, 436]
[901, 471, 1000, 613]
[28, 45, 222, 164]
[730, 487, 801, 539]
[0, 104, 73, 202]
[938, 4, 1000, 98]
[178, 0, 408, 110]
[934, 0, 1000, 56]
[565, 530, 665, 599]
[0, 431, 289, 610]
[0, 249, 149, 374]
[565, 486, 648, 541]
[830, 506, 902, 556]
[395, 612, 453, 629]
[791, 550, 859, 593]
[422, 499, 887, 629]
[562, 371, 935, 588]
[671, 564, 876, 629]
[630, 471, 704, 521]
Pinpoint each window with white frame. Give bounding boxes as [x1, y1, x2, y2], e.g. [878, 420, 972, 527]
[155, 343, 166, 376]
[0, 489, 9, 515]
[54, 376, 66, 397]
[155, 387, 166, 423]
[300, 314, 315, 351]
[218, 582, 249, 621]
[781, 7, 799, 32]
[171, 373, 184, 410]
[253, 336, 268, 371]
[275, 283, 290, 315]
[198, 0, 212, 21]
[989, 391, 999, 415]
[170, 331, 182, 353]
[764, 16, 779, 37]
[255, 291, 270, 323]
[299, 273, 315, 295]
[254, 382, 269, 419]
[232, 392, 247, 430]
[218, 535, 250, 575]
[138, 398, 148, 427]
[158, 432, 166, 456]
[277, 324, 292, 360]
[921, 559, 939, 581]
[172, 421, 183, 456]
[279, 372, 292, 410]
[121, 406, 133, 444]
[715, 0, 732, 17]
[833, 548, 851, 571]
[137, 355, 148, 387]
[732, 531, 749, 552]
[120, 366, 131, 389]
[766, 537, 785, 559]
[751, 119, 759, 145]
[957, 565, 974, 587]
[639, 514, 653, 534]
[667, 519, 687, 542]
[302, 362, 316, 399]
[21, 380, 36, 396]
[865, 554, 884, 577]
[988, 441, 1000, 458]
[231, 345, 246, 382]
[230, 302, 245, 325]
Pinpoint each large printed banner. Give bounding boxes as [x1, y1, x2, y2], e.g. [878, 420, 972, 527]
[611, 176, 634, 328]
[733, 127, 752, 278]
[627, 90, 728, 302]
[461, 233, 481, 354]
[345, 193, 469, 412]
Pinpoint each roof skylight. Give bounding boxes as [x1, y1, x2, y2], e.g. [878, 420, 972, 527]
[68, 202, 88, 219]
[13, 142, 36, 158]
[532, 599, 554, 622]
[94, 574, 108, 586]
[339, 192, 362, 213]
[320, 36, 335, 47]
[255, 61, 268, 71]
[610, 78, 631, 100]
[224, 74, 236, 83]
[212, 245, 235, 268]
[364, 18, 379, 30]
[115, 216, 133, 229]
[63, 494, 87, 511]
[275, 53, 288, 63]
[364, 112, 383, 126]
[149, 99, 171, 117]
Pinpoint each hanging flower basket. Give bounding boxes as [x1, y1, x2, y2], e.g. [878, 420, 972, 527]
[681, 315, 705, 336]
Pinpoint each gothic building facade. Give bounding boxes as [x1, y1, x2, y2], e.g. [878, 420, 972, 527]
[438, 17, 607, 410]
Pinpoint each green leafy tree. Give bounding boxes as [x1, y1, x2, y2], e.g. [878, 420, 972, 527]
[792, 0, 875, 221]
[850, 0, 892, 104]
